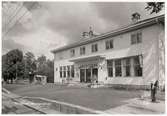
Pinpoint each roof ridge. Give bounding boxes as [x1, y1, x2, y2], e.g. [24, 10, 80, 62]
[51, 14, 164, 53]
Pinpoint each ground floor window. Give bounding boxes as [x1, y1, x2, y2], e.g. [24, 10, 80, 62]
[60, 66, 62, 78]
[124, 58, 131, 77]
[115, 59, 122, 77]
[133, 56, 142, 76]
[107, 55, 142, 77]
[63, 66, 66, 78]
[59, 65, 75, 78]
[67, 66, 70, 77]
[107, 60, 113, 77]
[71, 65, 75, 78]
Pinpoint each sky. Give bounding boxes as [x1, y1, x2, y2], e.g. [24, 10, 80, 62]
[2, 2, 164, 60]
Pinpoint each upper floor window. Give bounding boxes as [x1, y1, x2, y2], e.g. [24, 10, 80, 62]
[106, 39, 113, 50]
[80, 46, 85, 55]
[131, 32, 142, 45]
[70, 49, 75, 57]
[91, 43, 98, 53]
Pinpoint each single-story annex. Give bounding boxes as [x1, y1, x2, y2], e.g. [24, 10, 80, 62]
[51, 15, 165, 89]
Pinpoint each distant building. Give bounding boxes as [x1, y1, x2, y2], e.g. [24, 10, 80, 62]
[51, 15, 165, 89]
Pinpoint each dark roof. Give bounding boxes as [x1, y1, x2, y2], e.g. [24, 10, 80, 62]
[51, 14, 164, 53]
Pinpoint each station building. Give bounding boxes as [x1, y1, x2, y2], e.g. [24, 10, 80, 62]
[51, 15, 165, 89]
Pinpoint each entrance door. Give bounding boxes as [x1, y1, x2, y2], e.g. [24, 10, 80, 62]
[92, 68, 98, 82]
[80, 69, 85, 83]
[86, 69, 91, 83]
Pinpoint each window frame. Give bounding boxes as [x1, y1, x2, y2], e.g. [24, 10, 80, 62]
[70, 49, 75, 57]
[107, 60, 113, 77]
[131, 31, 142, 45]
[115, 59, 122, 77]
[91, 43, 98, 53]
[80, 46, 86, 55]
[123, 58, 131, 77]
[71, 65, 75, 78]
[60, 66, 63, 78]
[63, 66, 66, 78]
[133, 56, 142, 77]
[106, 39, 113, 50]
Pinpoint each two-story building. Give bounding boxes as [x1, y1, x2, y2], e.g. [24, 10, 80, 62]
[51, 15, 165, 89]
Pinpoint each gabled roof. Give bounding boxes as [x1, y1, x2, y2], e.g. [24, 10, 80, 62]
[51, 14, 164, 54]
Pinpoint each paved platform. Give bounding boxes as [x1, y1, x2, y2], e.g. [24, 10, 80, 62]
[105, 98, 165, 114]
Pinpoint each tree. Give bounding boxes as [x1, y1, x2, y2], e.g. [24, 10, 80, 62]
[36, 55, 54, 83]
[46, 59, 54, 83]
[24, 52, 37, 79]
[2, 49, 23, 83]
[36, 55, 47, 75]
[145, 2, 164, 14]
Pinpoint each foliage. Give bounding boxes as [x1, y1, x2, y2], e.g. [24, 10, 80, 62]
[2, 49, 23, 83]
[24, 52, 37, 79]
[2, 50, 54, 83]
[36, 55, 54, 83]
[145, 2, 164, 14]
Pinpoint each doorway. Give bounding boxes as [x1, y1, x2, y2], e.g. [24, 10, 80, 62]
[92, 68, 98, 83]
[86, 69, 91, 83]
[80, 69, 85, 83]
[80, 68, 98, 83]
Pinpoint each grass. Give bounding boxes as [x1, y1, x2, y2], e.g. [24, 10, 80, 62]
[3, 83, 144, 110]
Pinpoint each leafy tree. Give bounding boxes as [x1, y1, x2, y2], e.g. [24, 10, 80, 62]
[36, 55, 54, 83]
[24, 52, 37, 79]
[2, 49, 23, 83]
[145, 2, 164, 14]
[46, 59, 54, 83]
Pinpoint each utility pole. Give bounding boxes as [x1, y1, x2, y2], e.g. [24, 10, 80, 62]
[15, 62, 18, 82]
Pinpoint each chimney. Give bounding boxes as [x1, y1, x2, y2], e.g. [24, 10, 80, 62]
[131, 12, 141, 23]
[82, 27, 95, 39]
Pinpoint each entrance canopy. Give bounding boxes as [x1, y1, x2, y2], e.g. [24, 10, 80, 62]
[69, 55, 105, 63]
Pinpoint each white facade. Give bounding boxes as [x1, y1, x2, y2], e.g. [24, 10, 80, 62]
[52, 15, 165, 87]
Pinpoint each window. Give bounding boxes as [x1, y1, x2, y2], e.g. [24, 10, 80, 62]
[107, 60, 113, 77]
[63, 66, 66, 78]
[92, 43, 98, 53]
[133, 56, 142, 76]
[123, 58, 131, 77]
[115, 59, 122, 77]
[70, 49, 75, 57]
[131, 32, 142, 45]
[71, 65, 74, 78]
[80, 46, 85, 55]
[60, 66, 62, 78]
[67, 66, 70, 77]
[107, 55, 142, 78]
[106, 39, 113, 50]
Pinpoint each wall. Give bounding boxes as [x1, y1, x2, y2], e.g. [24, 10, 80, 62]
[53, 24, 164, 86]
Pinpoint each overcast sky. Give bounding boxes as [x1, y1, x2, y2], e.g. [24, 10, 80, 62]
[2, 2, 164, 60]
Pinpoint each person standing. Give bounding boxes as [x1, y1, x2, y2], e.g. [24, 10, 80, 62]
[151, 80, 159, 102]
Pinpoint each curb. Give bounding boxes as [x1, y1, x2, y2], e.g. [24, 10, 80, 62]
[23, 96, 106, 114]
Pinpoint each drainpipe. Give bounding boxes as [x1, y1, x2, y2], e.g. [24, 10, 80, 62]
[155, 18, 164, 88]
